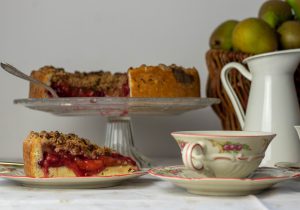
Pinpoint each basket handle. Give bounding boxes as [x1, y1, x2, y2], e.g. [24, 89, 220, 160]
[221, 62, 252, 129]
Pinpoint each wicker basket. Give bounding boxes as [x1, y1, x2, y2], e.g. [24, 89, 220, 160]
[206, 49, 300, 131]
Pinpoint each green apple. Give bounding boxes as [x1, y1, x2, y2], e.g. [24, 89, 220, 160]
[277, 20, 300, 49]
[209, 20, 239, 51]
[259, 0, 293, 28]
[232, 18, 278, 54]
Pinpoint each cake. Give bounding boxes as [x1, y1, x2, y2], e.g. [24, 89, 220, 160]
[29, 64, 200, 98]
[23, 131, 138, 177]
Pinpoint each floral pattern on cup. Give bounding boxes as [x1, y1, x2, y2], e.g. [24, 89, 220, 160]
[211, 140, 251, 153]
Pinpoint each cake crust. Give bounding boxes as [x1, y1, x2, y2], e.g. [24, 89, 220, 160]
[23, 132, 42, 177]
[29, 66, 59, 98]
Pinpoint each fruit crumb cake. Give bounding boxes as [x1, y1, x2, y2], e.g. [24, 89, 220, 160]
[29, 64, 200, 98]
[23, 131, 138, 177]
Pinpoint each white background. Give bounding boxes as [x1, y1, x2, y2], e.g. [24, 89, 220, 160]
[0, 0, 263, 160]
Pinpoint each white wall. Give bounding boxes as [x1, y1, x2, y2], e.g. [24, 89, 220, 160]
[0, 0, 263, 161]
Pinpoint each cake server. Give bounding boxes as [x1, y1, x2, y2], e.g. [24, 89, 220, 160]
[0, 62, 59, 98]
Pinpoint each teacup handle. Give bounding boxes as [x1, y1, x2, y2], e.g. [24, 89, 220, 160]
[220, 62, 253, 129]
[182, 142, 206, 171]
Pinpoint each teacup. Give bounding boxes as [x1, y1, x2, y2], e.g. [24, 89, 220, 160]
[171, 131, 276, 178]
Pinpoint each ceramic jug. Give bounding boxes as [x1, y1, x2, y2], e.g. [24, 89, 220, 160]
[221, 49, 300, 166]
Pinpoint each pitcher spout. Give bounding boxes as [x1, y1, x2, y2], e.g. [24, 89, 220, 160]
[244, 49, 300, 74]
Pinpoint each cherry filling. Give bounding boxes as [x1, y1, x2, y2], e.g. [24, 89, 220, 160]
[38, 150, 137, 177]
[50, 82, 105, 97]
[122, 83, 130, 97]
[48, 81, 130, 97]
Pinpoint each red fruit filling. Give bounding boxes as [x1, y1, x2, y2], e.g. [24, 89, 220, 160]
[48, 81, 130, 97]
[50, 82, 105, 97]
[38, 150, 137, 177]
[122, 83, 130, 97]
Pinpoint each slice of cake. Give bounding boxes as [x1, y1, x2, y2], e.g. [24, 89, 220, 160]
[23, 131, 138, 177]
[29, 64, 200, 98]
[128, 64, 200, 97]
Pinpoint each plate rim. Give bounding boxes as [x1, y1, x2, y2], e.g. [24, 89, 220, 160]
[13, 97, 220, 116]
[0, 169, 147, 180]
[14, 97, 220, 102]
[13, 97, 220, 107]
[148, 165, 300, 182]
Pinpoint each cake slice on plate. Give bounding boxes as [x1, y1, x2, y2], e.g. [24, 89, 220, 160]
[23, 131, 138, 177]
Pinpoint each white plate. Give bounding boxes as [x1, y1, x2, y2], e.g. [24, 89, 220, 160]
[0, 165, 147, 189]
[13, 97, 220, 116]
[148, 165, 300, 196]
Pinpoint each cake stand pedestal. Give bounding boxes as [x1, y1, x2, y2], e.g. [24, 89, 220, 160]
[105, 116, 151, 168]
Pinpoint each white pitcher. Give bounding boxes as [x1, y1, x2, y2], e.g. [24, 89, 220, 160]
[221, 49, 300, 166]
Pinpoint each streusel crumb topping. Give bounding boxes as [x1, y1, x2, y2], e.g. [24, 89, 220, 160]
[30, 131, 112, 159]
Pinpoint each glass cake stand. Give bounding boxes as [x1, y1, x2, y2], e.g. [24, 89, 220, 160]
[14, 97, 220, 168]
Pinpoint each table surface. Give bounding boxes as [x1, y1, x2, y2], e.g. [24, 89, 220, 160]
[0, 159, 300, 210]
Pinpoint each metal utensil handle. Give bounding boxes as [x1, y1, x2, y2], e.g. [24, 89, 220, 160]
[1, 62, 58, 98]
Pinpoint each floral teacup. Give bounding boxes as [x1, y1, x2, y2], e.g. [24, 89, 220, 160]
[171, 131, 276, 178]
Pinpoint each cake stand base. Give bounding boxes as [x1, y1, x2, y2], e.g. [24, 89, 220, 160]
[104, 116, 152, 168]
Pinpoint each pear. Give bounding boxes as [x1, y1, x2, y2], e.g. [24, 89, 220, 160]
[259, 0, 293, 28]
[277, 20, 300, 49]
[209, 20, 239, 50]
[286, 0, 300, 20]
[232, 18, 278, 54]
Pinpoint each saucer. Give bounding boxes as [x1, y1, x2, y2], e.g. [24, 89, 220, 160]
[148, 165, 300, 196]
[0, 164, 147, 189]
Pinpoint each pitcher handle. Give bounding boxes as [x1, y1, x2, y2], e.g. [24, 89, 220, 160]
[220, 62, 252, 129]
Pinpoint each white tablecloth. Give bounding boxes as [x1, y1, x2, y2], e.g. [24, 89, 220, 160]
[0, 159, 299, 210]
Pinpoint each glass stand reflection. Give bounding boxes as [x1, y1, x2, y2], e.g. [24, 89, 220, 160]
[104, 116, 151, 168]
